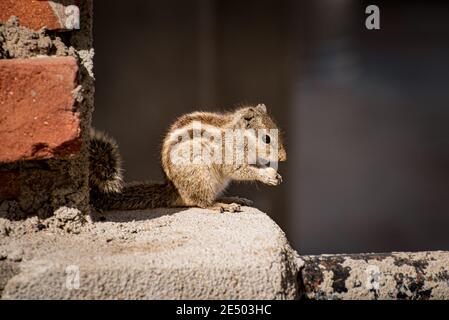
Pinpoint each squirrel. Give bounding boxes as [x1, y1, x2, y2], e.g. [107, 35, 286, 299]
[89, 103, 287, 213]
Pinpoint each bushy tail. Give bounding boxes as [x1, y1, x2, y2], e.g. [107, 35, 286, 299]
[90, 180, 179, 211]
[89, 129, 124, 194]
[88, 129, 180, 211]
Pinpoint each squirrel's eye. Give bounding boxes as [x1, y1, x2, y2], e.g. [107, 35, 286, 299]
[262, 134, 271, 144]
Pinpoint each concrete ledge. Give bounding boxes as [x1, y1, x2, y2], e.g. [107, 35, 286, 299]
[0, 207, 302, 299]
[301, 251, 449, 300]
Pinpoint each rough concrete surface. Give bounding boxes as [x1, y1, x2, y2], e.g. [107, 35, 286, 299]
[0, 207, 303, 299]
[301, 252, 449, 300]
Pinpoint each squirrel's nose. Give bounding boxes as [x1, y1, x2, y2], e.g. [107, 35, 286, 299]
[278, 149, 287, 162]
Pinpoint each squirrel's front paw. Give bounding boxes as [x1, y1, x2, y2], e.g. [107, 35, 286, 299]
[259, 167, 282, 186]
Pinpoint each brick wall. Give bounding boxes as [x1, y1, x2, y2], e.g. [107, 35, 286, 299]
[0, 0, 94, 219]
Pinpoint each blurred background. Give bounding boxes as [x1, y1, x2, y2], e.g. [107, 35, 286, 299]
[93, 0, 449, 254]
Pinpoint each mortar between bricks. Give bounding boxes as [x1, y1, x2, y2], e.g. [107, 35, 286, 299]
[0, 1, 93, 219]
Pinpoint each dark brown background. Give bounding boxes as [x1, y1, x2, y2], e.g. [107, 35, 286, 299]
[93, 0, 449, 254]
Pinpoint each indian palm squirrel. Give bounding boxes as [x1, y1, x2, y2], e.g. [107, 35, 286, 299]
[89, 103, 286, 213]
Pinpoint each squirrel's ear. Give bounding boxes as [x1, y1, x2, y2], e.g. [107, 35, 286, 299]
[240, 108, 255, 128]
[255, 103, 267, 113]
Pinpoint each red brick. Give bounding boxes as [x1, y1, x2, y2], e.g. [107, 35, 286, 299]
[0, 57, 81, 163]
[0, 0, 80, 31]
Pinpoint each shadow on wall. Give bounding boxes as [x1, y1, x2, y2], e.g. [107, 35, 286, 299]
[93, 0, 449, 254]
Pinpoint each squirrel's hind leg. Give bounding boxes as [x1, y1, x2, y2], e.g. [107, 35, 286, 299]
[206, 202, 242, 213]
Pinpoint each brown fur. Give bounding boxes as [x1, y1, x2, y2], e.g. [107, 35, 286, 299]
[90, 104, 286, 213]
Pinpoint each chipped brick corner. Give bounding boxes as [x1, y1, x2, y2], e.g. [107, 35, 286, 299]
[0, 0, 81, 31]
[0, 0, 93, 219]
